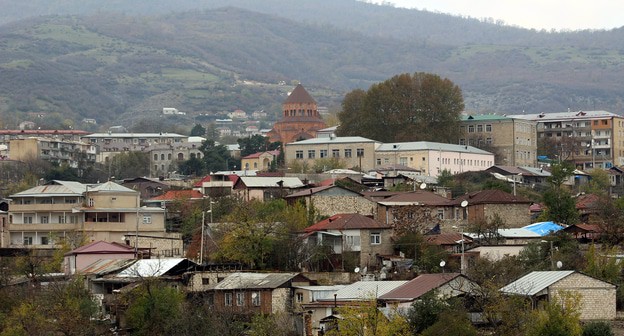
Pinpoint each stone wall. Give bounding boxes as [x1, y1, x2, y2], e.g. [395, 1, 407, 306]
[550, 272, 616, 320]
[359, 229, 394, 269]
[271, 287, 292, 314]
[310, 195, 376, 217]
[483, 203, 531, 228]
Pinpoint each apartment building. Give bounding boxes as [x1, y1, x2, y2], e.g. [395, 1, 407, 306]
[509, 110, 624, 169]
[81, 132, 203, 177]
[460, 115, 537, 167]
[0, 130, 90, 147]
[9, 137, 96, 168]
[7, 180, 167, 249]
[284, 136, 380, 172]
[375, 142, 495, 177]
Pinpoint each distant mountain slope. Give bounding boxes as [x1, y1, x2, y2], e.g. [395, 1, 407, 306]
[1, 5, 624, 128]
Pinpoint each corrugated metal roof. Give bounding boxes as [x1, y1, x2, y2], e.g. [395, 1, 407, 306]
[65, 241, 134, 256]
[213, 272, 299, 290]
[461, 114, 510, 121]
[84, 133, 186, 138]
[238, 176, 304, 188]
[379, 273, 462, 300]
[322, 281, 408, 300]
[116, 258, 188, 278]
[376, 142, 492, 155]
[523, 222, 564, 236]
[89, 181, 136, 193]
[11, 180, 87, 197]
[305, 213, 390, 232]
[80, 259, 137, 276]
[508, 110, 619, 122]
[500, 271, 575, 296]
[379, 191, 451, 206]
[453, 189, 531, 205]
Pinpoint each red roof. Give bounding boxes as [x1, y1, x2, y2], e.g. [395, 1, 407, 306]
[453, 189, 531, 205]
[379, 273, 463, 300]
[305, 213, 390, 232]
[284, 84, 316, 104]
[193, 175, 212, 187]
[149, 189, 204, 201]
[575, 193, 600, 210]
[65, 240, 134, 256]
[241, 150, 280, 160]
[316, 178, 337, 187]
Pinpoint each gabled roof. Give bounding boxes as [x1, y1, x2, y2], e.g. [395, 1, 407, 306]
[10, 180, 87, 197]
[285, 185, 361, 199]
[193, 175, 212, 187]
[576, 193, 601, 210]
[89, 181, 136, 193]
[64, 240, 135, 256]
[236, 176, 304, 188]
[241, 150, 280, 160]
[284, 84, 316, 104]
[321, 281, 408, 300]
[453, 189, 531, 205]
[213, 272, 300, 290]
[149, 190, 204, 201]
[378, 191, 451, 206]
[116, 258, 196, 278]
[305, 213, 390, 232]
[501, 271, 576, 296]
[379, 273, 463, 300]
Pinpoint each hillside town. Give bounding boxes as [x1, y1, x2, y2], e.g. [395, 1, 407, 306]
[0, 83, 623, 336]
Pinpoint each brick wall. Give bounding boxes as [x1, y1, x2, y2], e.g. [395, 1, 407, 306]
[550, 272, 616, 320]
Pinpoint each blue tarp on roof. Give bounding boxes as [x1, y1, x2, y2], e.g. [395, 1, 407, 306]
[523, 221, 564, 236]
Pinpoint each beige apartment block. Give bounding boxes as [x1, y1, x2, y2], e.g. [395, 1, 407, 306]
[9, 137, 96, 168]
[509, 110, 624, 170]
[8, 180, 169, 250]
[284, 136, 380, 172]
[460, 115, 537, 167]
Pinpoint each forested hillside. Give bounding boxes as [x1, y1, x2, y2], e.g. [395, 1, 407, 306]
[1, 1, 624, 128]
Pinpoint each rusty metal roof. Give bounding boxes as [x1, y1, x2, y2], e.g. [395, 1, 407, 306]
[79, 259, 136, 276]
[213, 272, 300, 290]
[305, 213, 390, 232]
[379, 273, 463, 300]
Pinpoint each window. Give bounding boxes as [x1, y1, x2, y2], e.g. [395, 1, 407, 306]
[88, 198, 95, 207]
[320, 150, 328, 158]
[69, 215, 77, 224]
[295, 150, 303, 159]
[142, 215, 152, 224]
[370, 232, 381, 245]
[23, 216, 33, 224]
[161, 154, 165, 160]
[486, 138, 492, 145]
[477, 125, 483, 132]
[356, 148, 364, 157]
[23, 237, 33, 245]
[345, 235, 361, 247]
[486, 124, 492, 132]
[308, 150, 315, 159]
[376, 158, 382, 165]
[225, 293, 233, 306]
[437, 209, 444, 219]
[40, 216, 48, 224]
[332, 149, 340, 158]
[41, 237, 49, 245]
[252, 292, 261, 306]
[58, 216, 66, 224]
[344, 149, 352, 158]
[236, 292, 245, 306]
[154, 154, 158, 161]
[468, 125, 474, 133]
[296, 292, 304, 303]
[459, 139, 465, 145]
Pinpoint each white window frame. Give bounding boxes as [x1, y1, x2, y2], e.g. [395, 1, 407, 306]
[142, 215, 152, 224]
[236, 292, 244, 306]
[252, 292, 261, 306]
[370, 232, 381, 245]
[225, 292, 233, 306]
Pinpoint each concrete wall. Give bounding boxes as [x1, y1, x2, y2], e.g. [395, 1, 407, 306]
[550, 272, 616, 320]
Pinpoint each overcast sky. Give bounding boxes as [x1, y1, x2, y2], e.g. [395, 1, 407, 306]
[370, 0, 623, 31]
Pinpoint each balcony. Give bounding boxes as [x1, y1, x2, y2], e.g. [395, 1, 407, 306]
[9, 223, 78, 231]
[10, 203, 78, 212]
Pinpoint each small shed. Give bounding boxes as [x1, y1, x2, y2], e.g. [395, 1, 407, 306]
[500, 270, 616, 320]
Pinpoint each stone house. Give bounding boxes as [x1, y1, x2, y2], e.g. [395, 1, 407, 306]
[284, 136, 380, 172]
[375, 190, 455, 231]
[284, 185, 376, 217]
[452, 189, 532, 228]
[205, 272, 311, 315]
[501, 270, 616, 320]
[121, 177, 169, 200]
[233, 176, 305, 201]
[303, 213, 393, 270]
[241, 150, 280, 171]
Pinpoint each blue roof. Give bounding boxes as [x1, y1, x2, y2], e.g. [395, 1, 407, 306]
[523, 222, 564, 236]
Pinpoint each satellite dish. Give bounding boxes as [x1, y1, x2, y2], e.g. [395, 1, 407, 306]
[354, 267, 360, 273]
[251, 292, 258, 299]
[460, 200, 469, 208]
[556, 261, 563, 269]
[420, 183, 427, 189]
[439, 260, 446, 267]
[362, 267, 368, 275]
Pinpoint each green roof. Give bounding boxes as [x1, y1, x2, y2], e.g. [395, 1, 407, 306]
[461, 114, 509, 121]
